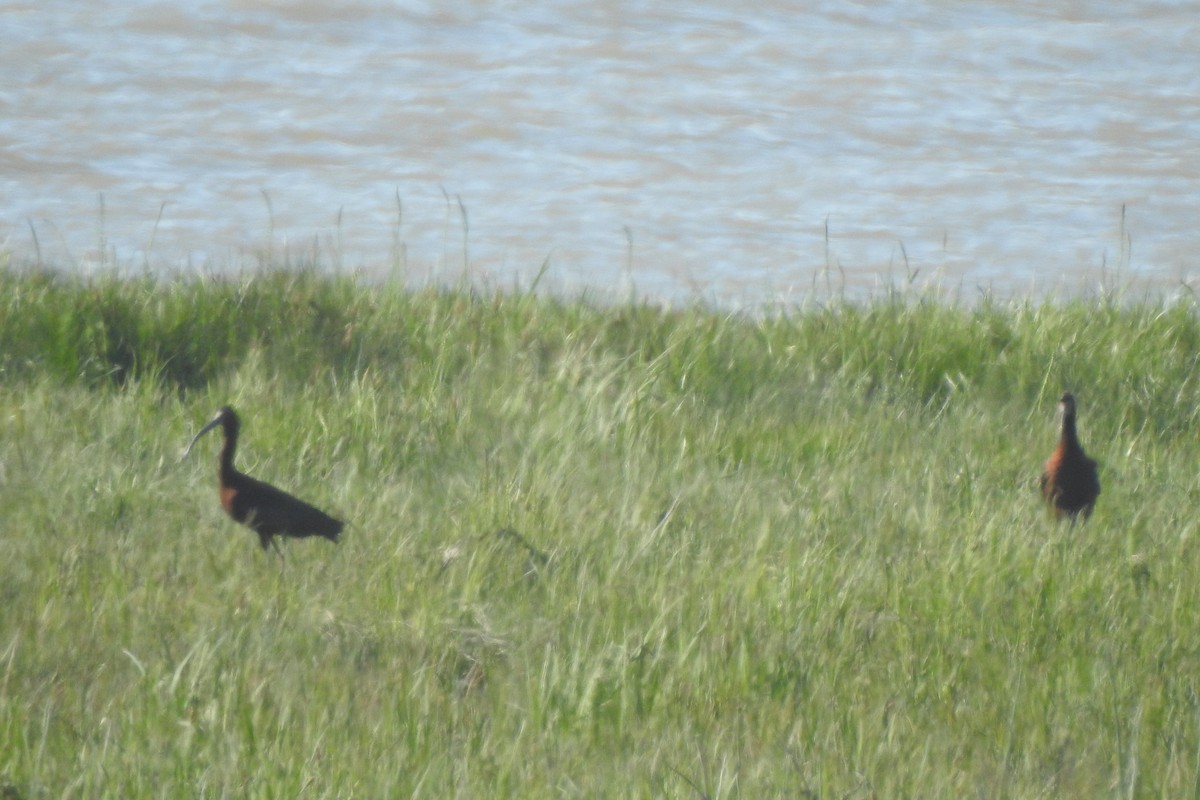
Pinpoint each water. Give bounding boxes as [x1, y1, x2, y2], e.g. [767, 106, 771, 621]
[3, 1, 1198, 304]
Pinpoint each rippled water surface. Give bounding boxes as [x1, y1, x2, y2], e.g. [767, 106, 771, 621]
[3, 1, 1198, 302]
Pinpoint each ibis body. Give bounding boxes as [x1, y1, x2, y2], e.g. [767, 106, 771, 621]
[185, 406, 343, 554]
[1040, 392, 1100, 521]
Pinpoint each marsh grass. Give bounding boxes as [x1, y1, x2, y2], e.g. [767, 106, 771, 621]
[4, 267, 1200, 797]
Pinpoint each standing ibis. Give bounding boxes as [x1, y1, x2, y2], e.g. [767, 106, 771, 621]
[1040, 391, 1100, 521]
[184, 406, 343, 554]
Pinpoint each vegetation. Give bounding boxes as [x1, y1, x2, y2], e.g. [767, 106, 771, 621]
[3, 265, 1200, 797]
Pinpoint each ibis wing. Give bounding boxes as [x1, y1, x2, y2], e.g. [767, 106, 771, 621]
[230, 474, 343, 540]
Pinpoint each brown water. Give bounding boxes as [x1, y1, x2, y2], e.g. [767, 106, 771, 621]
[3, 1, 1198, 303]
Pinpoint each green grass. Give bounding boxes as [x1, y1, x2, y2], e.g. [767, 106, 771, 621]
[4, 266, 1200, 797]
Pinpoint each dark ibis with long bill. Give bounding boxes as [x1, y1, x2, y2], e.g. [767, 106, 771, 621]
[184, 406, 343, 554]
[1040, 391, 1100, 521]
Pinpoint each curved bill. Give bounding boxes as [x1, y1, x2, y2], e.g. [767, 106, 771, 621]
[182, 415, 224, 460]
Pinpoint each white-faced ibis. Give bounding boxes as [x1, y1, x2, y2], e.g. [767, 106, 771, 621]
[184, 406, 343, 554]
[1040, 391, 1100, 521]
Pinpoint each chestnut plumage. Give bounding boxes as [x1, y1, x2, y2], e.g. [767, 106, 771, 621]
[1040, 392, 1100, 521]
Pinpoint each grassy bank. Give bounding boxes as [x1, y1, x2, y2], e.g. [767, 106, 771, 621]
[3, 267, 1200, 797]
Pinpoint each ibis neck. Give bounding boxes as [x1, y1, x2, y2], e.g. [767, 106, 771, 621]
[1060, 412, 1079, 448]
[218, 429, 239, 481]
